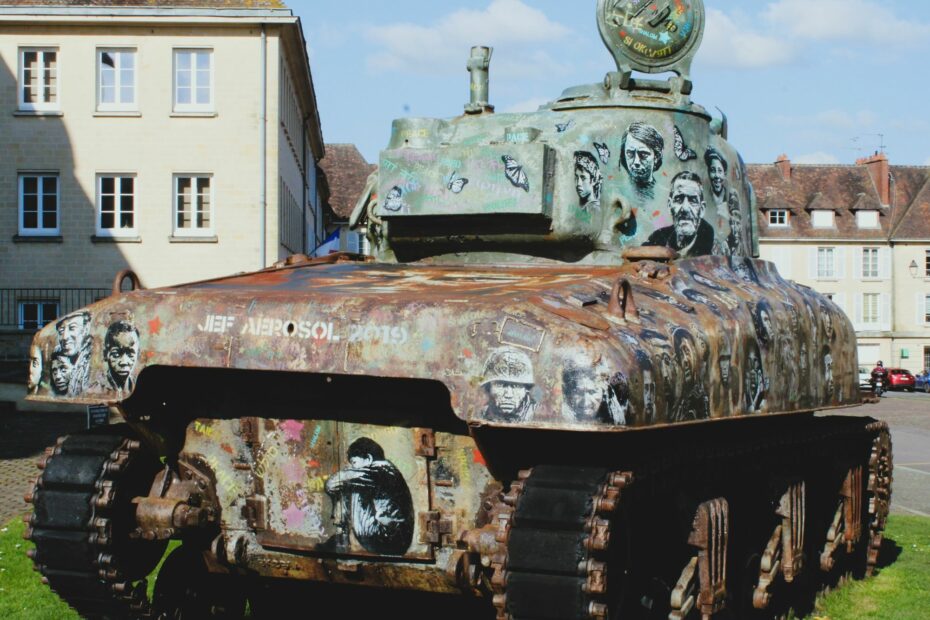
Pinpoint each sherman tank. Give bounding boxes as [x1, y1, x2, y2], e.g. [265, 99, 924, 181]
[24, 1, 891, 618]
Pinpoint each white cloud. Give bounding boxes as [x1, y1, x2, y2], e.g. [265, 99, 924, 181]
[765, 0, 930, 45]
[793, 152, 840, 165]
[364, 0, 570, 76]
[924, 156, 930, 166]
[500, 97, 549, 113]
[699, 8, 795, 68]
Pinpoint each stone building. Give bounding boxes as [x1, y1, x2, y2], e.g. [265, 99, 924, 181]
[0, 0, 326, 362]
[751, 154, 930, 374]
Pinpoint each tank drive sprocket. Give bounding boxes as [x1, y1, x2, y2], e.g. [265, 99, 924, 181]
[24, 425, 167, 619]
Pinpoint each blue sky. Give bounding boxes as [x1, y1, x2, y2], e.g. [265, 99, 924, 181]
[292, 0, 930, 167]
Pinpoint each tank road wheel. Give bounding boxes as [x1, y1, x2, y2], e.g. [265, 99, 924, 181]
[669, 498, 729, 620]
[487, 466, 633, 620]
[864, 421, 893, 576]
[752, 482, 806, 611]
[24, 425, 168, 618]
[152, 546, 246, 619]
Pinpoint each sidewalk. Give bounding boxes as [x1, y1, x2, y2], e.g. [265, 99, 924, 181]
[0, 401, 85, 524]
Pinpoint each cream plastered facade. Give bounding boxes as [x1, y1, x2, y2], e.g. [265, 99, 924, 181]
[761, 239, 930, 376]
[0, 8, 324, 359]
[0, 11, 323, 289]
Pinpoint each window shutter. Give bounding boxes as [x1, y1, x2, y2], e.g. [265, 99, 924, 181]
[854, 248, 863, 280]
[854, 293, 863, 330]
[919, 293, 929, 326]
[808, 247, 818, 279]
[835, 247, 846, 279]
[879, 247, 891, 280]
[880, 293, 892, 332]
[779, 247, 793, 279]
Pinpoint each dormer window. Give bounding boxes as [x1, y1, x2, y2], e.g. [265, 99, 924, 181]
[856, 210, 879, 229]
[768, 209, 789, 227]
[811, 210, 834, 228]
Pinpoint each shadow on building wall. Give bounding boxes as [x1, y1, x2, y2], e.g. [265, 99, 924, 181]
[0, 55, 132, 372]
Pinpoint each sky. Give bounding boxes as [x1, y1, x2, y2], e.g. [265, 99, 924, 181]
[291, 0, 930, 167]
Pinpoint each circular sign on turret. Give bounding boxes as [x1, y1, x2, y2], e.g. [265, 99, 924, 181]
[597, 0, 705, 76]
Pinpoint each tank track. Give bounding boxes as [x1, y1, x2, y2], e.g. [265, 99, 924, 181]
[482, 416, 892, 619]
[489, 466, 633, 620]
[24, 426, 165, 619]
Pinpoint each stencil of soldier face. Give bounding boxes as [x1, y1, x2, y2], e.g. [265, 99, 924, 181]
[106, 330, 139, 383]
[624, 135, 657, 186]
[760, 308, 774, 341]
[50, 356, 73, 395]
[709, 158, 726, 197]
[823, 311, 834, 340]
[679, 339, 696, 387]
[569, 374, 604, 420]
[57, 315, 88, 357]
[748, 349, 762, 395]
[643, 369, 655, 419]
[669, 178, 705, 241]
[729, 206, 742, 235]
[489, 381, 529, 416]
[28, 346, 42, 393]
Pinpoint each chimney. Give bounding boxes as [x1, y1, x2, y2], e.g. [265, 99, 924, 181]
[775, 154, 791, 180]
[856, 152, 890, 206]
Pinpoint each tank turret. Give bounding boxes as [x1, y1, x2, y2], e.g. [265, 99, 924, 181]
[352, 0, 751, 265]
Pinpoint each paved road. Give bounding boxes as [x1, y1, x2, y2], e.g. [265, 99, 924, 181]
[846, 390, 930, 518]
[1, 394, 928, 525]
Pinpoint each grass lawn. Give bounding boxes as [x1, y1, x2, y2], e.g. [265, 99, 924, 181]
[0, 515, 927, 619]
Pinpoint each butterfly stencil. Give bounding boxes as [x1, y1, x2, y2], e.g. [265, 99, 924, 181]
[501, 155, 530, 192]
[673, 126, 697, 161]
[447, 171, 469, 194]
[556, 119, 575, 133]
[594, 142, 610, 165]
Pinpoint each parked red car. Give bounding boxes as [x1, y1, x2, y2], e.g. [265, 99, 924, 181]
[887, 368, 916, 391]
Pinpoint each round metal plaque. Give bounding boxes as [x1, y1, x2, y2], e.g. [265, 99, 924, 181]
[597, 0, 705, 74]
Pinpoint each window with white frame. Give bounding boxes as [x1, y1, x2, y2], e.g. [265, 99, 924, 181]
[862, 293, 881, 325]
[768, 210, 789, 226]
[817, 247, 836, 278]
[811, 210, 834, 228]
[862, 247, 880, 279]
[925, 295, 930, 325]
[97, 49, 136, 110]
[19, 301, 58, 331]
[97, 175, 136, 236]
[856, 210, 879, 228]
[19, 48, 58, 110]
[173, 49, 213, 111]
[18, 173, 59, 236]
[174, 175, 213, 235]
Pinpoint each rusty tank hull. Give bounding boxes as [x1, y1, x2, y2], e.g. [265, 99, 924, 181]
[24, 2, 891, 619]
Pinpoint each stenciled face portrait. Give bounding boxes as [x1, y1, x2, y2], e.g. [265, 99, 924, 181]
[104, 322, 140, 389]
[56, 313, 89, 357]
[705, 149, 728, 201]
[28, 346, 42, 394]
[489, 381, 530, 417]
[50, 354, 73, 396]
[574, 151, 602, 210]
[383, 186, 405, 213]
[643, 368, 655, 420]
[566, 372, 604, 421]
[620, 122, 663, 194]
[670, 176, 705, 241]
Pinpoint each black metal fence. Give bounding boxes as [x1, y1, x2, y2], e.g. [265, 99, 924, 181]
[0, 288, 110, 331]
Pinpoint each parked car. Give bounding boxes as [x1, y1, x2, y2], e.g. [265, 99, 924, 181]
[915, 370, 930, 393]
[887, 368, 916, 391]
[859, 367, 872, 390]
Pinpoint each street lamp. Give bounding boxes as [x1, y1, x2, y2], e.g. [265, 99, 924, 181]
[909, 260, 919, 277]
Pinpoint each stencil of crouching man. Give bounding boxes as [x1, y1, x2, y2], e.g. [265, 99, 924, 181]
[93, 321, 140, 396]
[481, 348, 537, 422]
[54, 311, 92, 395]
[645, 172, 717, 258]
[324, 437, 414, 556]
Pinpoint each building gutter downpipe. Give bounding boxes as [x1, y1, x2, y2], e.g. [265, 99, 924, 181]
[259, 24, 267, 268]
